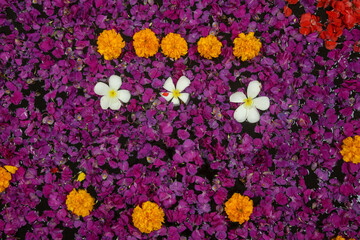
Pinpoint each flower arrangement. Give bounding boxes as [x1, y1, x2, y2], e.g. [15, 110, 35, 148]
[0, 0, 359, 239]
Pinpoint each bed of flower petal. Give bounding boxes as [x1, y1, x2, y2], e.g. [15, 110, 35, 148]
[0, 0, 359, 239]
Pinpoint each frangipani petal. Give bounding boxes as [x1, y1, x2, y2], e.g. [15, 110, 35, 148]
[109, 99, 121, 110]
[100, 96, 110, 109]
[247, 107, 260, 123]
[230, 92, 246, 103]
[109, 75, 122, 90]
[94, 82, 110, 96]
[171, 97, 180, 106]
[163, 77, 176, 91]
[179, 93, 190, 104]
[161, 92, 173, 101]
[117, 90, 131, 103]
[234, 105, 247, 122]
[176, 76, 191, 92]
[253, 96, 270, 110]
[247, 80, 262, 98]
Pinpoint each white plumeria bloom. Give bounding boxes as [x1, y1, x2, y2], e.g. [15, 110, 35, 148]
[94, 75, 131, 110]
[230, 80, 270, 123]
[160, 76, 190, 106]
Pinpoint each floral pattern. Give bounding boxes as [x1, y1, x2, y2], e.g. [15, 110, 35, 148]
[0, 0, 359, 239]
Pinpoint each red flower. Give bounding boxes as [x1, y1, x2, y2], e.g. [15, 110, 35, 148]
[320, 23, 344, 41]
[327, 10, 341, 23]
[325, 40, 337, 50]
[354, 41, 360, 52]
[334, 0, 360, 29]
[284, 6, 292, 17]
[317, 0, 334, 8]
[299, 13, 323, 35]
[285, 0, 298, 4]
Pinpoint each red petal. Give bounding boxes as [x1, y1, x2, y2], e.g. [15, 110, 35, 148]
[325, 40, 337, 50]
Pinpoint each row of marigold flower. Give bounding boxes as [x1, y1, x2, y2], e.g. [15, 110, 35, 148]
[0, 136, 359, 234]
[97, 28, 262, 61]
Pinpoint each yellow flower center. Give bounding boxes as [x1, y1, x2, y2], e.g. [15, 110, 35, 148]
[97, 29, 125, 60]
[244, 97, 253, 108]
[66, 189, 95, 217]
[161, 33, 188, 60]
[133, 28, 160, 58]
[197, 35, 223, 59]
[109, 89, 117, 98]
[225, 193, 253, 224]
[233, 32, 262, 61]
[172, 89, 180, 98]
[132, 201, 165, 234]
[340, 135, 360, 164]
[0, 167, 12, 193]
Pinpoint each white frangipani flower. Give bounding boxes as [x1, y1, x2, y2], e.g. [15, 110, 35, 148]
[160, 76, 190, 106]
[230, 80, 270, 123]
[94, 75, 131, 110]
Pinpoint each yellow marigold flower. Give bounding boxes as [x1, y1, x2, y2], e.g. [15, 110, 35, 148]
[197, 35, 223, 59]
[341, 135, 360, 164]
[225, 193, 253, 224]
[331, 237, 345, 240]
[233, 32, 262, 61]
[132, 201, 165, 234]
[160, 33, 188, 60]
[66, 189, 95, 217]
[97, 29, 125, 60]
[133, 28, 159, 58]
[0, 167, 12, 193]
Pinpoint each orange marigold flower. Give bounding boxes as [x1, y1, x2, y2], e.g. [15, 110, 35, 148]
[285, 0, 298, 4]
[284, 6, 292, 17]
[97, 29, 125, 60]
[225, 193, 253, 224]
[0, 167, 12, 193]
[197, 35, 223, 59]
[133, 28, 159, 58]
[299, 13, 323, 35]
[233, 32, 261, 61]
[132, 201, 165, 234]
[161, 33, 188, 60]
[66, 189, 95, 217]
[341, 136, 360, 164]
